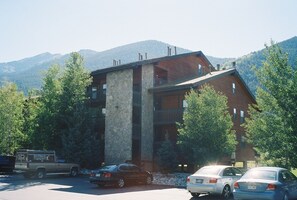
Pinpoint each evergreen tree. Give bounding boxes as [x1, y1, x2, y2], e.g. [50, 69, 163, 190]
[245, 42, 297, 168]
[59, 53, 100, 168]
[156, 134, 178, 173]
[34, 64, 62, 150]
[178, 85, 236, 167]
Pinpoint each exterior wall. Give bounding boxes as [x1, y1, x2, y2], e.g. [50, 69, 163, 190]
[207, 75, 256, 165]
[105, 69, 133, 164]
[157, 56, 211, 83]
[140, 64, 154, 170]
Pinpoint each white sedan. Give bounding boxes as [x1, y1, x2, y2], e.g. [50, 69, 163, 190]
[187, 165, 243, 199]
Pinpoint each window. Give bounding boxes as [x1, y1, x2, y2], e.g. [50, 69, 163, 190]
[102, 108, 106, 115]
[183, 100, 188, 108]
[198, 64, 202, 75]
[232, 83, 236, 94]
[102, 83, 107, 94]
[233, 108, 237, 119]
[240, 110, 245, 123]
[223, 168, 235, 176]
[241, 135, 247, 147]
[91, 86, 97, 99]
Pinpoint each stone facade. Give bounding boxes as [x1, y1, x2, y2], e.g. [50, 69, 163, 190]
[105, 69, 133, 164]
[140, 64, 154, 170]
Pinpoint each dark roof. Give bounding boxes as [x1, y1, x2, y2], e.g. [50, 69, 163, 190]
[91, 51, 213, 76]
[149, 68, 256, 102]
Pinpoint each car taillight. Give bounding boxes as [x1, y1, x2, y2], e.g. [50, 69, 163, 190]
[266, 184, 276, 190]
[234, 182, 239, 189]
[103, 172, 112, 178]
[187, 177, 190, 183]
[209, 178, 217, 183]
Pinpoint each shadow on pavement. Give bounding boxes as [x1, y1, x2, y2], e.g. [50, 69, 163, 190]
[0, 173, 176, 196]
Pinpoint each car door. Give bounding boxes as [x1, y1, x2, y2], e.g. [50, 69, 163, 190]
[280, 170, 297, 198]
[222, 167, 235, 186]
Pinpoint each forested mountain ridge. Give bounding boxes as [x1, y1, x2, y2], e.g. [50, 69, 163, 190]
[1, 37, 296, 94]
[224, 36, 297, 94]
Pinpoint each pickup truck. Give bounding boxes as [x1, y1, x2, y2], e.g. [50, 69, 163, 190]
[15, 149, 80, 179]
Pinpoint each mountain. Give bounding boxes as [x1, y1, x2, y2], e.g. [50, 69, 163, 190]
[0, 40, 232, 93]
[224, 36, 297, 94]
[2, 37, 296, 95]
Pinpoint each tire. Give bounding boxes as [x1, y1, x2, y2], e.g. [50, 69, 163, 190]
[117, 178, 125, 188]
[190, 193, 200, 197]
[221, 185, 231, 199]
[283, 193, 289, 200]
[145, 176, 152, 185]
[36, 169, 46, 179]
[70, 167, 78, 177]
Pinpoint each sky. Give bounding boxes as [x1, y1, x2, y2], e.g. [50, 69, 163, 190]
[0, 0, 296, 62]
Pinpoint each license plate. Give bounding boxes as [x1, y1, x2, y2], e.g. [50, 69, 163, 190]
[196, 179, 203, 184]
[96, 174, 101, 177]
[248, 184, 256, 190]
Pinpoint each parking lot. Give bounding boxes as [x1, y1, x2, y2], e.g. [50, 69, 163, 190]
[0, 173, 233, 200]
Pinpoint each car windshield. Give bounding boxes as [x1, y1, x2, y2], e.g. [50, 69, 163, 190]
[100, 165, 118, 171]
[243, 169, 277, 180]
[195, 166, 222, 175]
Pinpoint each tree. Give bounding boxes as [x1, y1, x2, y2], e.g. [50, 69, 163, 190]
[156, 134, 178, 173]
[22, 90, 41, 149]
[0, 83, 25, 155]
[33, 64, 62, 150]
[177, 85, 236, 167]
[58, 53, 100, 168]
[245, 42, 297, 168]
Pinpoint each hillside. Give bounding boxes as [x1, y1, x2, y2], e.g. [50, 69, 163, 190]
[1, 37, 296, 94]
[224, 36, 297, 94]
[0, 40, 232, 93]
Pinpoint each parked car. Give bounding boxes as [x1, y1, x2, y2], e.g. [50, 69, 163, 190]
[0, 155, 15, 173]
[233, 167, 297, 200]
[187, 165, 243, 199]
[89, 163, 153, 188]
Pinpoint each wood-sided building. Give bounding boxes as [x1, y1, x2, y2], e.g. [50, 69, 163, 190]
[88, 51, 256, 171]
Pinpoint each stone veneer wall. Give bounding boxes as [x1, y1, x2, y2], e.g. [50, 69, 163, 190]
[141, 64, 154, 170]
[105, 69, 133, 164]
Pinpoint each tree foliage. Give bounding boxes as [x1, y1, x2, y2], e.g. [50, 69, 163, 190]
[0, 83, 25, 155]
[177, 85, 236, 167]
[245, 42, 297, 168]
[30, 53, 101, 168]
[156, 135, 178, 173]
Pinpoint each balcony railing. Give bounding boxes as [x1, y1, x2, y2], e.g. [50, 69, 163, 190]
[154, 109, 184, 125]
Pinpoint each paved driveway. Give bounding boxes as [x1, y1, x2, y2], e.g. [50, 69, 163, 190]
[0, 173, 233, 200]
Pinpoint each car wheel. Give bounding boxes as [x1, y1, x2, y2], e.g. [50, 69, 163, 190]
[221, 185, 231, 199]
[190, 192, 200, 197]
[146, 176, 152, 185]
[70, 167, 78, 177]
[117, 178, 125, 188]
[283, 193, 289, 200]
[36, 169, 46, 179]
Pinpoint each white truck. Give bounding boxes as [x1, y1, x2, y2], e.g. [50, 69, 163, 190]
[15, 149, 80, 179]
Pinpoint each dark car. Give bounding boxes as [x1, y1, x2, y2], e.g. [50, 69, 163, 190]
[89, 163, 153, 188]
[233, 167, 297, 200]
[0, 155, 15, 173]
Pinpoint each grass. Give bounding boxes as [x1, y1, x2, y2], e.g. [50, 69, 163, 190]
[292, 169, 297, 176]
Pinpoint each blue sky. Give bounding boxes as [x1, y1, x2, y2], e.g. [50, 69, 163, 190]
[0, 0, 296, 62]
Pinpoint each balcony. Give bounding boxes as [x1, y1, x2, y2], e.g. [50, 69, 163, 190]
[154, 109, 183, 125]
